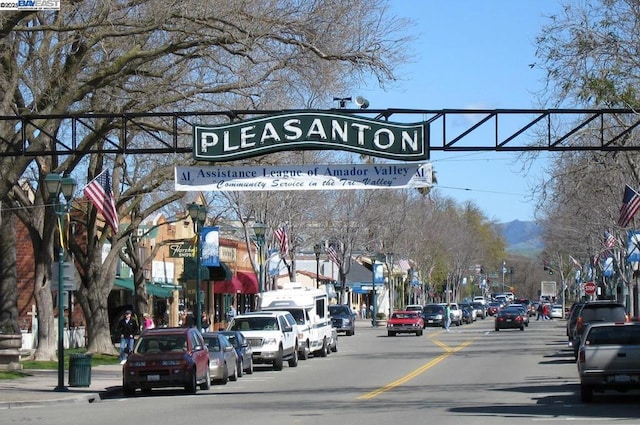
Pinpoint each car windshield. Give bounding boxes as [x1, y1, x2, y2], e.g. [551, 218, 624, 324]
[230, 317, 279, 331]
[423, 305, 444, 313]
[392, 312, 419, 319]
[221, 333, 239, 348]
[329, 305, 350, 315]
[203, 336, 221, 352]
[582, 306, 627, 322]
[136, 336, 186, 354]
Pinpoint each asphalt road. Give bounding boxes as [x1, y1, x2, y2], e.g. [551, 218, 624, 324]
[5, 317, 640, 425]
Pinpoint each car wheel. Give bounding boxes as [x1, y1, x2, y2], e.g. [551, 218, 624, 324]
[388, 331, 395, 337]
[417, 330, 423, 336]
[495, 327, 499, 331]
[520, 326, 524, 331]
[200, 368, 211, 390]
[331, 337, 338, 352]
[237, 358, 244, 378]
[123, 385, 136, 397]
[319, 338, 328, 357]
[247, 357, 254, 374]
[299, 341, 309, 360]
[273, 347, 284, 371]
[580, 384, 593, 403]
[347, 328, 354, 336]
[229, 363, 238, 381]
[185, 368, 198, 394]
[288, 347, 299, 367]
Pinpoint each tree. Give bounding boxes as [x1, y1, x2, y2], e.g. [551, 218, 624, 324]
[0, 1, 413, 356]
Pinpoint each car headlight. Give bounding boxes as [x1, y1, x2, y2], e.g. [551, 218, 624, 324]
[162, 360, 181, 366]
[262, 338, 277, 346]
[435, 314, 443, 319]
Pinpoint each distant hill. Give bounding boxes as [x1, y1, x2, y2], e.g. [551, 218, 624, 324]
[497, 220, 543, 255]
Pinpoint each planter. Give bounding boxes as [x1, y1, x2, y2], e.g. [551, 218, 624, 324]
[0, 334, 22, 350]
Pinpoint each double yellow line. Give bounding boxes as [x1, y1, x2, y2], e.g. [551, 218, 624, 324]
[357, 333, 475, 400]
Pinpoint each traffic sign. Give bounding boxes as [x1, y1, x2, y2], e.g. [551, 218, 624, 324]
[584, 281, 597, 295]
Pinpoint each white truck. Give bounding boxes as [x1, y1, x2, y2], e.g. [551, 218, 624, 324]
[260, 285, 335, 359]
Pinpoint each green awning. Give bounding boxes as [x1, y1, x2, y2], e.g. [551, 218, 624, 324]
[113, 278, 176, 298]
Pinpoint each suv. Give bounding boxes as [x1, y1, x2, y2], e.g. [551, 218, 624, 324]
[569, 300, 629, 359]
[122, 327, 210, 396]
[227, 311, 299, 371]
[329, 304, 356, 336]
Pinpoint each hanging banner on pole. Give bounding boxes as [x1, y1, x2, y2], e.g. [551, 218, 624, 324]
[175, 163, 432, 192]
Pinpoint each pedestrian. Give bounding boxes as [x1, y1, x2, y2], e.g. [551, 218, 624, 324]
[536, 303, 543, 321]
[143, 313, 155, 330]
[444, 303, 451, 331]
[116, 310, 138, 364]
[227, 304, 236, 321]
[360, 303, 367, 320]
[542, 303, 550, 320]
[201, 311, 210, 333]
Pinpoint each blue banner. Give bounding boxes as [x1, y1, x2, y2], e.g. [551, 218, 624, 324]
[201, 226, 220, 267]
[627, 230, 640, 263]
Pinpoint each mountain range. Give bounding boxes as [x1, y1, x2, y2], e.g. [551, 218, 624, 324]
[498, 220, 544, 255]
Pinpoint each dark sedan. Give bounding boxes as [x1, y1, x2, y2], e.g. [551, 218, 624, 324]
[218, 330, 254, 377]
[494, 307, 525, 331]
[421, 304, 446, 328]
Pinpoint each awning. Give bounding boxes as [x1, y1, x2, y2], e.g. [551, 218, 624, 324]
[237, 271, 259, 294]
[113, 278, 175, 298]
[213, 276, 243, 294]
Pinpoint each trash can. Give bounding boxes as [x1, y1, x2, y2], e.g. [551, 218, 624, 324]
[68, 353, 92, 387]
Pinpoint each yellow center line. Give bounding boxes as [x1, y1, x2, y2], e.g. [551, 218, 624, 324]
[357, 336, 476, 400]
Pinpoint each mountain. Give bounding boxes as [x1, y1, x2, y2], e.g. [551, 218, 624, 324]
[497, 220, 543, 255]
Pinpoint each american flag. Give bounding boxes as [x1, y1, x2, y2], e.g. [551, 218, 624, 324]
[274, 226, 289, 254]
[618, 184, 640, 227]
[605, 231, 617, 249]
[398, 258, 411, 272]
[325, 245, 341, 266]
[83, 170, 118, 233]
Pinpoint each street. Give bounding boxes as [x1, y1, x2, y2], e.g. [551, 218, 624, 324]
[5, 318, 640, 425]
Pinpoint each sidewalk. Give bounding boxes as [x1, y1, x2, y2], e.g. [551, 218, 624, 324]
[0, 364, 123, 409]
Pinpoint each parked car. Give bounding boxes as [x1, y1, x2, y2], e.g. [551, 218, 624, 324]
[387, 310, 424, 336]
[421, 304, 446, 328]
[550, 304, 564, 319]
[461, 304, 474, 324]
[122, 327, 210, 396]
[569, 301, 629, 359]
[471, 302, 487, 319]
[329, 304, 356, 336]
[405, 304, 424, 312]
[201, 332, 239, 384]
[566, 301, 585, 338]
[577, 322, 640, 402]
[217, 330, 254, 377]
[495, 307, 525, 331]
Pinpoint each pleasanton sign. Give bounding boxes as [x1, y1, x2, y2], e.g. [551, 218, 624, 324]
[194, 111, 426, 162]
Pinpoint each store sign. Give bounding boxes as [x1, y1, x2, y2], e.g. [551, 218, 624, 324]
[194, 112, 427, 162]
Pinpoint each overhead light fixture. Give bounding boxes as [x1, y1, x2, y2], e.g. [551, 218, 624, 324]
[355, 96, 369, 109]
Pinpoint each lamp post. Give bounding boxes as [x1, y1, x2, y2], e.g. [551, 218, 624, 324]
[371, 257, 377, 327]
[253, 222, 267, 293]
[386, 252, 394, 318]
[188, 202, 207, 332]
[314, 244, 321, 289]
[45, 173, 77, 392]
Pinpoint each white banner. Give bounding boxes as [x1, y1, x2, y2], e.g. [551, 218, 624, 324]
[175, 163, 432, 192]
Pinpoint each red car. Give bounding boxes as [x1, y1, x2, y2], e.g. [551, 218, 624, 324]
[122, 327, 211, 396]
[487, 302, 501, 316]
[387, 310, 424, 336]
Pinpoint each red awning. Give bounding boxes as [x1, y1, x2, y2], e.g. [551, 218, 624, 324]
[237, 271, 259, 294]
[213, 277, 243, 294]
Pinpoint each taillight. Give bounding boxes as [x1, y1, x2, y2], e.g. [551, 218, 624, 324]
[576, 317, 583, 332]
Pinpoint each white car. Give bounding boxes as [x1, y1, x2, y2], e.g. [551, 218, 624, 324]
[550, 304, 564, 319]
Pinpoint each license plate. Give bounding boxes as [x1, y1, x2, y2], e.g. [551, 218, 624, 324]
[615, 375, 631, 383]
[428, 320, 434, 323]
[506, 319, 512, 322]
[147, 374, 160, 382]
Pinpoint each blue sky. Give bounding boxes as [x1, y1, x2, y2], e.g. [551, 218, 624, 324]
[356, 1, 563, 223]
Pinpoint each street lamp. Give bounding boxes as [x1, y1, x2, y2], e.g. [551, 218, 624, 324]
[252, 222, 267, 293]
[386, 252, 394, 318]
[187, 202, 207, 331]
[314, 244, 321, 289]
[45, 173, 77, 392]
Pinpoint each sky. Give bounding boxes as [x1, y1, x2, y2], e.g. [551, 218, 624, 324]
[355, 1, 563, 223]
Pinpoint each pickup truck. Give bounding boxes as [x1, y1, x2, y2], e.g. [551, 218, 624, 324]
[577, 322, 640, 402]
